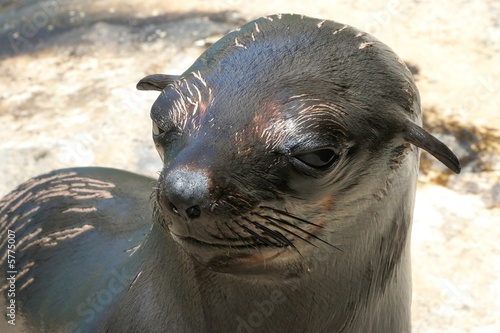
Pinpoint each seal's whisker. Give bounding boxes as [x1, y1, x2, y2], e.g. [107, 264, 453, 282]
[264, 219, 317, 248]
[253, 221, 301, 256]
[259, 206, 324, 228]
[149, 190, 157, 201]
[256, 212, 342, 251]
[241, 216, 295, 249]
[226, 195, 254, 211]
[221, 200, 242, 214]
[233, 219, 277, 248]
[150, 193, 162, 217]
[248, 170, 283, 189]
[214, 221, 232, 240]
[223, 221, 248, 244]
[232, 173, 256, 193]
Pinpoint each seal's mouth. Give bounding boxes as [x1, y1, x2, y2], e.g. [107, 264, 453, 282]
[153, 195, 340, 274]
[173, 234, 285, 249]
[170, 233, 292, 274]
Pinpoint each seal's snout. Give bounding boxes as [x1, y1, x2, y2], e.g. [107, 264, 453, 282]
[160, 168, 210, 220]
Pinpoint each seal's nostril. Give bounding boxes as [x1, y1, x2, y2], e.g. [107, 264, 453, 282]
[163, 168, 209, 220]
[186, 205, 201, 219]
[170, 202, 179, 215]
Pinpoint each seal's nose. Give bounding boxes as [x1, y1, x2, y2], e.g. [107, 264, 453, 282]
[162, 168, 209, 220]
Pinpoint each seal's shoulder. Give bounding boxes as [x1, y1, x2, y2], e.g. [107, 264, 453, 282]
[0, 167, 154, 239]
[0, 167, 153, 331]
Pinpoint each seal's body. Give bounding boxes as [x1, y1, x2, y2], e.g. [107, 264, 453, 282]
[1, 14, 460, 332]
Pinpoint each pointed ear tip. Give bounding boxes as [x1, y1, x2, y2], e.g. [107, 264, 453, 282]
[451, 160, 461, 174]
[136, 77, 162, 91]
[437, 141, 461, 174]
[404, 121, 462, 174]
[135, 74, 180, 91]
[426, 144, 462, 174]
[136, 81, 147, 90]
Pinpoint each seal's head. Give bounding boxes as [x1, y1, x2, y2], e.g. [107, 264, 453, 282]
[137, 14, 460, 277]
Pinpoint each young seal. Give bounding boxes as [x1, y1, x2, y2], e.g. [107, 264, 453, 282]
[0, 14, 460, 333]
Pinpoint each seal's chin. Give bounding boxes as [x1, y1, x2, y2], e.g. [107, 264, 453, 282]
[170, 233, 299, 276]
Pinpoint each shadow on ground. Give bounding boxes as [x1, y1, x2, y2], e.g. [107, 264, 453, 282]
[0, 0, 244, 59]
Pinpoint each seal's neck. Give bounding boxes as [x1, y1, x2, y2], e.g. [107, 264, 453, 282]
[110, 208, 412, 333]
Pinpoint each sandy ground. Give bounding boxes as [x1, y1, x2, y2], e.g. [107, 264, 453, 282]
[0, 0, 499, 332]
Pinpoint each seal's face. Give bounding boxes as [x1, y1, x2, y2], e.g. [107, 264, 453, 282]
[139, 14, 460, 275]
[150, 77, 351, 274]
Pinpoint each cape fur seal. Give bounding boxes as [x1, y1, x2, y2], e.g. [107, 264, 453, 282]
[0, 14, 460, 333]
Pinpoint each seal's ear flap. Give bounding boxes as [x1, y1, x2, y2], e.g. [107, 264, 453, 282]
[136, 74, 180, 91]
[403, 120, 461, 174]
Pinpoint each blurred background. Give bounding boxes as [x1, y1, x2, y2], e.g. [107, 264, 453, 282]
[0, 0, 499, 332]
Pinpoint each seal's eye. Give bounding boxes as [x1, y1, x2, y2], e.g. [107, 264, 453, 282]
[152, 122, 165, 137]
[294, 148, 338, 169]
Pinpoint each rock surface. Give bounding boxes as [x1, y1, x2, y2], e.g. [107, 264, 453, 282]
[1, 0, 499, 332]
